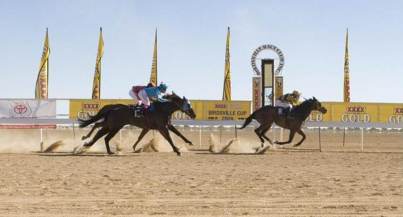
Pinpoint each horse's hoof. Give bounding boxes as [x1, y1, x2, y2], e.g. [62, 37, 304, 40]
[72, 146, 80, 154]
[73, 145, 89, 155]
[260, 143, 265, 148]
[274, 141, 279, 144]
[188, 142, 194, 146]
[176, 152, 181, 156]
[293, 144, 301, 147]
[133, 148, 142, 153]
[81, 136, 86, 140]
[107, 152, 115, 155]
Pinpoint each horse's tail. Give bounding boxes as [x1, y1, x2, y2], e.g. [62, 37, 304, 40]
[237, 111, 256, 129]
[78, 113, 104, 128]
[78, 104, 127, 128]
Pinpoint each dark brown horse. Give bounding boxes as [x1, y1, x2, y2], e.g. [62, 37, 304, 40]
[76, 93, 196, 156]
[238, 97, 327, 147]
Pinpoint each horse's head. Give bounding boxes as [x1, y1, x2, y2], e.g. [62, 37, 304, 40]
[310, 97, 327, 114]
[164, 92, 196, 119]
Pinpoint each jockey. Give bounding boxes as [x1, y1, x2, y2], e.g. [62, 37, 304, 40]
[129, 82, 157, 104]
[131, 82, 168, 109]
[276, 90, 301, 116]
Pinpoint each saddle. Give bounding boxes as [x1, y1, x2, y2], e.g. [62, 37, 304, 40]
[130, 104, 146, 118]
[276, 107, 296, 120]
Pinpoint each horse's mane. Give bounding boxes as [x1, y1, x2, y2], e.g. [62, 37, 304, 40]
[154, 93, 182, 107]
[291, 98, 314, 113]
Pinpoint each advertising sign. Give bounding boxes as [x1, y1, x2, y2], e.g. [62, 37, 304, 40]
[0, 100, 56, 118]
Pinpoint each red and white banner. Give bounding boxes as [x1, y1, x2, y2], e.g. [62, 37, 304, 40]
[0, 100, 56, 118]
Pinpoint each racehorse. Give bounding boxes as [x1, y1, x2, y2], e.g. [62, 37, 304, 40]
[238, 97, 327, 147]
[77, 93, 196, 156]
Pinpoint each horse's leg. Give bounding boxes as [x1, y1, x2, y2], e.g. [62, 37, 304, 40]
[261, 124, 274, 145]
[275, 129, 296, 145]
[293, 129, 306, 147]
[132, 128, 150, 152]
[254, 125, 265, 145]
[158, 128, 181, 156]
[73, 127, 110, 154]
[84, 127, 109, 147]
[81, 122, 103, 140]
[104, 128, 121, 155]
[168, 124, 193, 145]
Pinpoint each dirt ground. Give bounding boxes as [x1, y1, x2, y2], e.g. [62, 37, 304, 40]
[0, 127, 402, 216]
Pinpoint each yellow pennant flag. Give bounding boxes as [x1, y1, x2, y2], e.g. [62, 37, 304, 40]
[35, 28, 50, 99]
[343, 29, 350, 102]
[222, 27, 231, 101]
[92, 27, 104, 99]
[149, 29, 158, 86]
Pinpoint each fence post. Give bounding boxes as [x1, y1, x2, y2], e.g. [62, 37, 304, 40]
[72, 121, 76, 139]
[117, 129, 123, 152]
[40, 128, 43, 152]
[361, 128, 364, 152]
[234, 124, 238, 139]
[318, 127, 322, 152]
[342, 127, 346, 147]
[280, 128, 284, 142]
[219, 125, 222, 145]
[199, 125, 202, 148]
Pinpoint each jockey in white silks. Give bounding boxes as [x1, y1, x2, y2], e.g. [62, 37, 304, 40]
[275, 90, 301, 117]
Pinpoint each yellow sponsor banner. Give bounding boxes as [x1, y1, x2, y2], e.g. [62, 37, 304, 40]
[378, 104, 403, 124]
[171, 101, 202, 121]
[69, 99, 401, 123]
[69, 99, 134, 120]
[275, 76, 283, 100]
[308, 102, 403, 124]
[202, 100, 250, 121]
[332, 103, 378, 123]
[307, 102, 332, 122]
[172, 100, 251, 121]
[70, 99, 250, 121]
[252, 77, 262, 112]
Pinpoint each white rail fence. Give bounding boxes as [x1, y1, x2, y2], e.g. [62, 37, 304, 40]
[0, 117, 402, 152]
[0, 98, 402, 153]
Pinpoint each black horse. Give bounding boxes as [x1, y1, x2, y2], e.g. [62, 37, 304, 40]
[238, 97, 327, 147]
[76, 93, 196, 156]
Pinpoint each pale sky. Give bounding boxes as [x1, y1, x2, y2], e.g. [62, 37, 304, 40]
[0, 0, 402, 102]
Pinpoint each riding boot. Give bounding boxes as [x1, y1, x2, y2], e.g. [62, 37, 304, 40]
[283, 108, 289, 117]
[287, 108, 295, 120]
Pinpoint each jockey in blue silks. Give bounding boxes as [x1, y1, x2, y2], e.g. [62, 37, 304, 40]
[143, 83, 168, 111]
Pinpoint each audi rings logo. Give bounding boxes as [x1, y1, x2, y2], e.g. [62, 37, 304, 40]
[341, 114, 370, 123]
[10, 103, 32, 117]
[389, 115, 402, 124]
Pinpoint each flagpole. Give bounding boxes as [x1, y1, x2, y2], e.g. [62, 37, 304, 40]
[46, 28, 49, 99]
[99, 27, 102, 99]
[222, 26, 231, 101]
[343, 28, 350, 102]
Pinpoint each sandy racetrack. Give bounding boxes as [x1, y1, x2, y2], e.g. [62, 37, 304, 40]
[0, 127, 402, 216]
